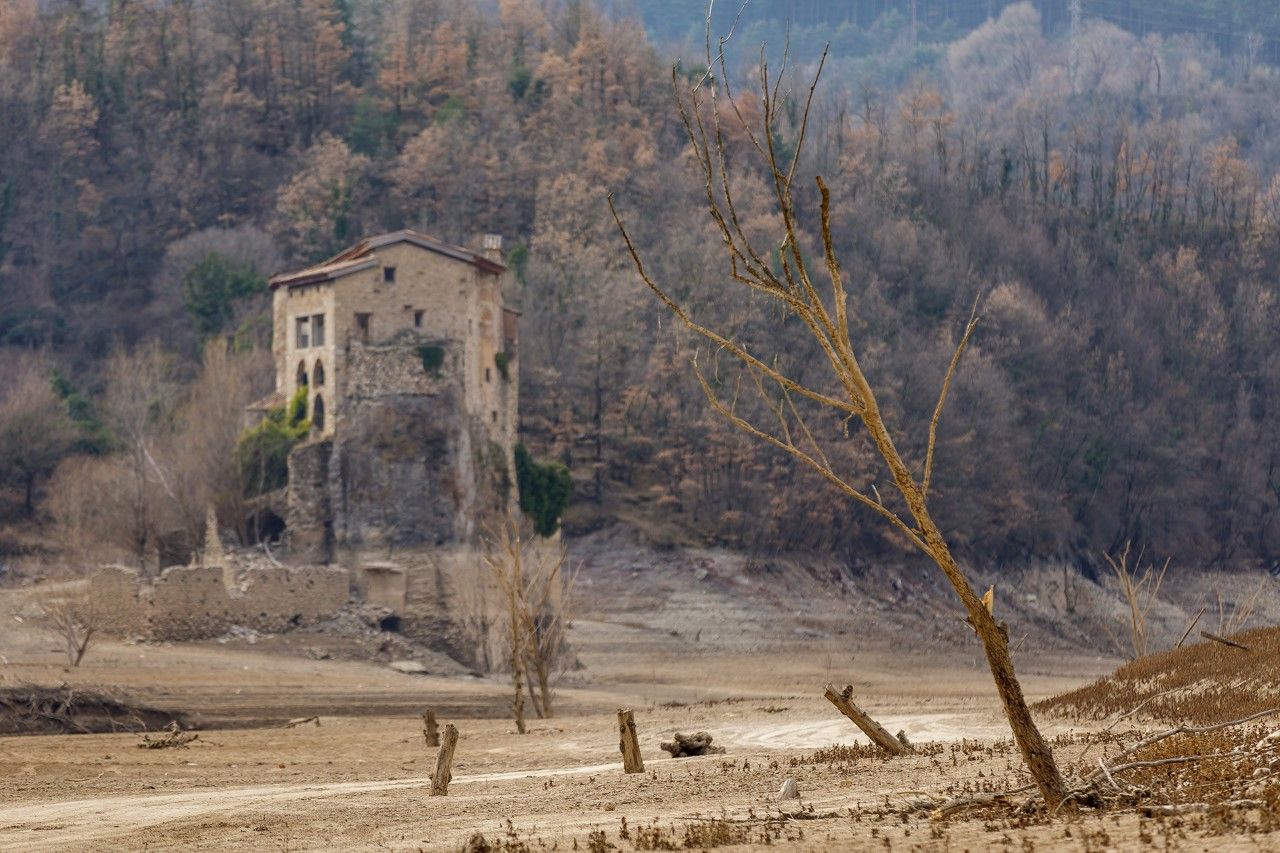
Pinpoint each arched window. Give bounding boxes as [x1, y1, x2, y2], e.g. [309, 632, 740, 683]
[313, 360, 325, 387]
[312, 394, 325, 431]
[296, 361, 308, 387]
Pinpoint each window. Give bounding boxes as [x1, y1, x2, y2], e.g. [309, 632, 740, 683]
[296, 361, 308, 387]
[312, 394, 325, 431]
[313, 360, 325, 387]
[355, 312, 371, 343]
[383, 266, 396, 283]
[485, 367, 491, 382]
[295, 317, 309, 348]
[491, 411, 498, 423]
[414, 310, 424, 328]
[311, 314, 325, 347]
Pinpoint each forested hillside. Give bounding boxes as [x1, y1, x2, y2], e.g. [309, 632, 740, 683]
[3, 1, 1280, 573]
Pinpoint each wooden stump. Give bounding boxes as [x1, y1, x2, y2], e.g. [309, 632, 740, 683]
[823, 684, 911, 755]
[618, 709, 644, 773]
[430, 723, 458, 796]
[422, 709, 439, 747]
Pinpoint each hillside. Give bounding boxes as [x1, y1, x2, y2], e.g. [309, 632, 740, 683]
[3, 1, 1280, 570]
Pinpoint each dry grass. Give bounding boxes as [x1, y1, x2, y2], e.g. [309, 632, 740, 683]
[1035, 625, 1280, 725]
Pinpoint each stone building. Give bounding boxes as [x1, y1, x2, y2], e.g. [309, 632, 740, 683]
[255, 230, 519, 564]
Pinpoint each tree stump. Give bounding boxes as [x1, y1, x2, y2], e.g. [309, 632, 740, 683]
[618, 709, 644, 773]
[659, 731, 725, 757]
[430, 723, 458, 796]
[823, 684, 911, 755]
[422, 709, 439, 747]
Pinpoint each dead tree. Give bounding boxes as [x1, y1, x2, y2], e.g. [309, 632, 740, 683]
[522, 540, 577, 719]
[41, 592, 96, 667]
[484, 517, 529, 733]
[484, 515, 576, 723]
[1104, 542, 1168, 659]
[823, 684, 911, 755]
[609, 36, 1070, 808]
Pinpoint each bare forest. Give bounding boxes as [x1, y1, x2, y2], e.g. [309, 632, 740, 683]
[4, 0, 1280, 573]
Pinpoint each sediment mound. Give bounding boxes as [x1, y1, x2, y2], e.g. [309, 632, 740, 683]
[1035, 626, 1280, 725]
[0, 685, 186, 735]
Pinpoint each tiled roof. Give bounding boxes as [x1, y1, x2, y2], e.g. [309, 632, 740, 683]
[269, 229, 505, 289]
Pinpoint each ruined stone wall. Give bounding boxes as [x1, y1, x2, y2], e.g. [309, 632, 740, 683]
[88, 563, 349, 641]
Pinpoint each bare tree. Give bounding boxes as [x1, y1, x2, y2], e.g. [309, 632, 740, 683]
[482, 515, 577, 726]
[522, 538, 576, 719]
[609, 38, 1070, 807]
[102, 343, 180, 570]
[1103, 542, 1168, 660]
[41, 591, 96, 667]
[484, 517, 530, 734]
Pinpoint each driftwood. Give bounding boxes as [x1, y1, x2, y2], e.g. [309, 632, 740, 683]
[281, 716, 320, 728]
[138, 721, 198, 749]
[823, 684, 911, 755]
[1140, 800, 1264, 817]
[430, 723, 458, 796]
[1200, 630, 1250, 651]
[660, 731, 725, 757]
[422, 709, 439, 747]
[618, 709, 644, 773]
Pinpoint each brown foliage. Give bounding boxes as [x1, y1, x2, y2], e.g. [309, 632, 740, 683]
[1038, 625, 1280, 725]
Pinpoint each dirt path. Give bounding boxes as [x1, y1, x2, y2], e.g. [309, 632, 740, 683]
[0, 762, 628, 852]
[0, 710, 1010, 851]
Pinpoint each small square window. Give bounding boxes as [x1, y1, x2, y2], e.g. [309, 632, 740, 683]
[414, 310, 424, 328]
[491, 411, 498, 423]
[295, 317, 309, 349]
[383, 266, 396, 283]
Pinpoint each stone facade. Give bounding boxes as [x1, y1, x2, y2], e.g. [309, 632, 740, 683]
[90, 563, 349, 641]
[261, 231, 519, 560]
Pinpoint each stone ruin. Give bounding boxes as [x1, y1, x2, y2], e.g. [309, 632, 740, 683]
[89, 561, 348, 642]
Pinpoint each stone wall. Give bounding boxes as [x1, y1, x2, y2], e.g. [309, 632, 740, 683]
[288, 335, 511, 552]
[88, 563, 349, 641]
[287, 439, 333, 562]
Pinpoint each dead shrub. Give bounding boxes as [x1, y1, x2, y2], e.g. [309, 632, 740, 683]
[40, 590, 96, 667]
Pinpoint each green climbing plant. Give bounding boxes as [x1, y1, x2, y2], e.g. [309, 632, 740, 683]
[514, 444, 571, 537]
[235, 387, 311, 497]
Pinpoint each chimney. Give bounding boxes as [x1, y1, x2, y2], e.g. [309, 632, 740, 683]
[481, 233, 503, 262]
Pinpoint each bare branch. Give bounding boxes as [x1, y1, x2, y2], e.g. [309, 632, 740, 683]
[609, 195, 862, 416]
[923, 298, 981, 500]
[691, 357, 925, 551]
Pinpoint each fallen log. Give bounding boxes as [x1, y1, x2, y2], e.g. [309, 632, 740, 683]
[1200, 630, 1250, 651]
[823, 684, 911, 755]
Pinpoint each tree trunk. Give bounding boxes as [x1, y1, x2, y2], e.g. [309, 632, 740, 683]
[861, 407, 1070, 809]
[430, 723, 458, 796]
[422, 709, 439, 747]
[617, 708, 644, 773]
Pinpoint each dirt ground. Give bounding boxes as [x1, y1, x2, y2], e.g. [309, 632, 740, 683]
[2, 544, 1278, 851]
